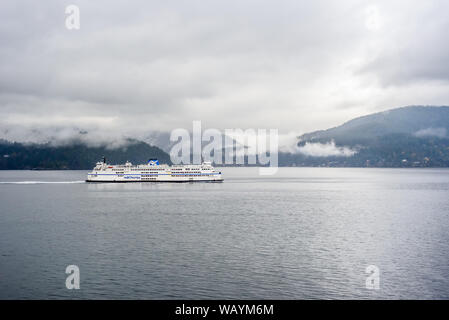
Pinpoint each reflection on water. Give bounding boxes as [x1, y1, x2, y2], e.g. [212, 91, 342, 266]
[1, 167, 449, 299]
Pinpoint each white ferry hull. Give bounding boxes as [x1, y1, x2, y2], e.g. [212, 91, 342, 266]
[86, 173, 223, 183]
[85, 158, 223, 183]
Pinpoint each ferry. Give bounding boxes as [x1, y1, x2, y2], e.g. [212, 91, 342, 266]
[86, 157, 223, 183]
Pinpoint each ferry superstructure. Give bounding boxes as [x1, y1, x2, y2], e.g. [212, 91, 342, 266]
[86, 158, 223, 182]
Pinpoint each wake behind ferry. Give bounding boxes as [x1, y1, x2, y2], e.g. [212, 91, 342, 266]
[86, 158, 223, 183]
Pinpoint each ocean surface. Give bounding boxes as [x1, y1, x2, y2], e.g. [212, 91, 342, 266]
[1, 167, 449, 299]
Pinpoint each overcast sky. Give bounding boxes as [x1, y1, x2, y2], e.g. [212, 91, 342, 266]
[1, 0, 448, 144]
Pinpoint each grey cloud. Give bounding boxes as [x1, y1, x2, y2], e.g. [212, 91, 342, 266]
[356, 1, 449, 86]
[414, 127, 447, 138]
[297, 140, 357, 157]
[1, 0, 449, 145]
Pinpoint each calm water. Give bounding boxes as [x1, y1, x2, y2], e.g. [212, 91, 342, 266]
[1, 167, 449, 299]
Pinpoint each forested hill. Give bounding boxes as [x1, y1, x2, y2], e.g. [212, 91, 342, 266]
[278, 106, 449, 167]
[0, 140, 171, 170]
[299, 106, 449, 145]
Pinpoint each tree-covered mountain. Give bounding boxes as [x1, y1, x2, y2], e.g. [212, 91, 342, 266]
[280, 106, 449, 167]
[300, 106, 449, 145]
[0, 139, 171, 170]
